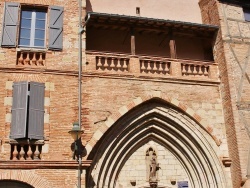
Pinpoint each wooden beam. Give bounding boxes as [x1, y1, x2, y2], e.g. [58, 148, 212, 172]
[131, 27, 135, 55]
[169, 31, 177, 59]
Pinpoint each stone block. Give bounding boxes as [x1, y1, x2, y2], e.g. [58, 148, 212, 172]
[5, 81, 13, 90]
[4, 97, 12, 106]
[5, 113, 11, 123]
[44, 113, 50, 123]
[44, 97, 50, 106]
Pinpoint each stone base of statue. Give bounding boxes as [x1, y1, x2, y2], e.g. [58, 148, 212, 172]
[149, 178, 158, 188]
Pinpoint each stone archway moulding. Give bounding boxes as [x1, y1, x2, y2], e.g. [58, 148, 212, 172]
[0, 170, 53, 188]
[85, 93, 221, 155]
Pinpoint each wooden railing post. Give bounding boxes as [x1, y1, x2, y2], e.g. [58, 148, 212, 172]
[129, 57, 140, 74]
[209, 64, 219, 79]
[170, 61, 182, 77]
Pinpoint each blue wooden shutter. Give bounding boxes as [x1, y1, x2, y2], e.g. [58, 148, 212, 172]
[1, 2, 20, 47]
[48, 6, 64, 50]
[178, 181, 188, 188]
[10, 81, 28, 139]
[28, 82, 45, 140]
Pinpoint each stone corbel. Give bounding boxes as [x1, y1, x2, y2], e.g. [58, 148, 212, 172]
[222, 156, 232, 167]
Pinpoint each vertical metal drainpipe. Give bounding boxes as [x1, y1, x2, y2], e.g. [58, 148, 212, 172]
[78, 1, 82, 188]
[77, 1, 90, 187]
[78, 0, 82, 133]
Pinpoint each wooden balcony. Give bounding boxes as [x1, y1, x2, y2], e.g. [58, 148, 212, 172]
[10, 140, 44, 160]
[16, 49, 46, 66]
[86, 51, 219, 82]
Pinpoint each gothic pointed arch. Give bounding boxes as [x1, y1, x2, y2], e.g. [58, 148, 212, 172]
[86, 98, 229, 188]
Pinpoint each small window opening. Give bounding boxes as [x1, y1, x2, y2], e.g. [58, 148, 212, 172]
[243, 8, 250, 22]
[136, 7, 140, 16]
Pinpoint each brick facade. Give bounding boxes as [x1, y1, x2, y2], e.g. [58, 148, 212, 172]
[0, 0, 247, 187]
[200, 0, 250, 187]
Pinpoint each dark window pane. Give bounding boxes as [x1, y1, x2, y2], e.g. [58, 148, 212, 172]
[34, 39, 44, 47]
[244, 9, 250, 21]
[36, 12, 46, 19]
[19, 38, 30, 46]
[35, 20, 46, 29]
[21, 11, 32, 18]
[35, 29, 45, 39]
[20, 28, 31, 38]
[20, 18, 32, 28]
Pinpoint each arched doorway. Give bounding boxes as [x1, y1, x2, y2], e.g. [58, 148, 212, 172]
[87, 99, 228, 188]
[0, 180, 34, 188]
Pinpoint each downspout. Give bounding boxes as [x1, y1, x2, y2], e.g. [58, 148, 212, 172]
[78, 0, 82, 134]
[76, 1, 90, 187]
[78, 1, 90, 133]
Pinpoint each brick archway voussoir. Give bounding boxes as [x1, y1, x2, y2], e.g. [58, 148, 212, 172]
[86, 93, 220, 155]
[0, 170, 53, 188]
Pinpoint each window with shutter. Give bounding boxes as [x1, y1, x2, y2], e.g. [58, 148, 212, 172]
[10, 81, 45, 140]
[48, 6, 64, 50]
[1, 2, 64, 50]
[1, 2, 20, 47]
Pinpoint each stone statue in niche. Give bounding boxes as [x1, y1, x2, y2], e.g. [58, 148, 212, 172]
[149, 155, 160, 181]
[149, 155, 159, 180]
[146, 147, 160, 183]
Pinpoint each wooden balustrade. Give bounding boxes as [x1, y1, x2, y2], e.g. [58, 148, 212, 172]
[181, 63, 209, 77]
[96, 56, 129, 71]
[140, 59, 170, 75]
[86, 51, 217, 80]
[10, 143, 43, 160]
[17, 51, 45, 66]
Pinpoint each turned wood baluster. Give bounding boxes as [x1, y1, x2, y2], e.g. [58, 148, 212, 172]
[103, 57, 108, 70]
[24, 53, 30, 65]
[110, 57, 115, 69]
[38, 53, 43, 65]
[187, 64, 192, 75]
[146, 61, 151, 72]
[153, 61, 157, 72]
[34, 145, 40, 160]
[27, 145, 33, 160]
[117, 58, 121, 71]
[31, 53, 37, 65]
[19, 145, 25, 160]
[18, 52, 24, 65]
[182, 64, 187, 76]
[204, 66, 209, 77]
[198, 65, 203, 76]
[96, 56, 101, 68]
[123, 59, 128, 72]
[158, 62, 163, 74]
[193, 65, 197, 76]
[12, 144, 18, 160]
[165, 62, 170, 74]
[141, 60, 146, 72]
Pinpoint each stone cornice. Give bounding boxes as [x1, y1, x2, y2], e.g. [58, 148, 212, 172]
[0, 160, 92, 169]
[0, 67, 220, 86]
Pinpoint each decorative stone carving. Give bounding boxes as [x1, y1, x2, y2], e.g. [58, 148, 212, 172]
[146, 147, 160, 188]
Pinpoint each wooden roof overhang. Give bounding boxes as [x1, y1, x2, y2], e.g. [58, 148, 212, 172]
[85, 12, 219, 38]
